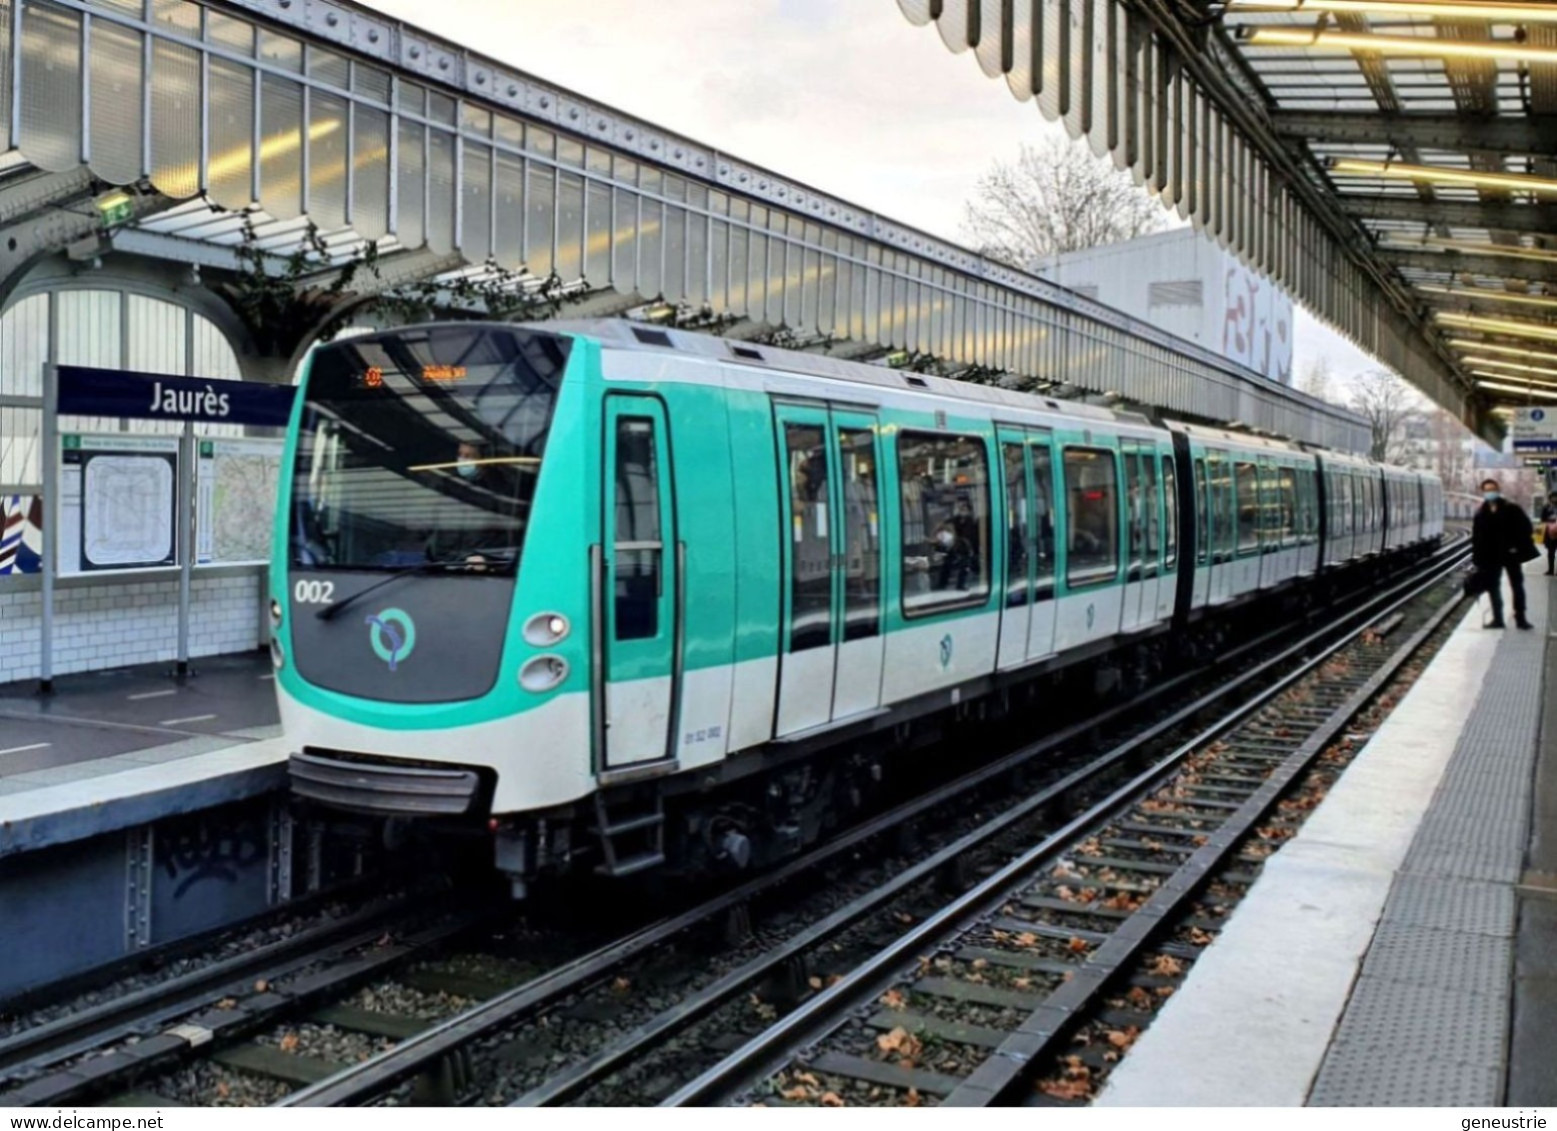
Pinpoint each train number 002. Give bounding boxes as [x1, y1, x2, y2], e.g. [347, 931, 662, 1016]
[293, 580, 336, 604]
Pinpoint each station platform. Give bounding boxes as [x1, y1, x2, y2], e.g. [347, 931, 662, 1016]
[1098, 561, 1557, 1107]
[0, 652, 288, 856]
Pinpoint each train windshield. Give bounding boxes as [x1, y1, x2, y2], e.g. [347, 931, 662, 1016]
[290, 325, 571, 573]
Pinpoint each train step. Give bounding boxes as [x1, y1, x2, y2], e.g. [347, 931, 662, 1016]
[592, 789, 667, 877]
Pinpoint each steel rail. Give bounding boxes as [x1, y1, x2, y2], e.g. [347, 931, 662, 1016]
[283, 539, 1465, 1108]
[662, 549, 1467, 1107]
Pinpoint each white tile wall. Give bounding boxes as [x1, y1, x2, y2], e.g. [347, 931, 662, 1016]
[0, 571, 263, 683]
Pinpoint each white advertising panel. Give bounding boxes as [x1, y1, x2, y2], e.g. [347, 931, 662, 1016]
[56, 434, 180, 575]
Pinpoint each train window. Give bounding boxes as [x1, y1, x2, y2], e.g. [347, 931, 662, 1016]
[1125, 450, 1145, 578]
[899, 431, 991, 614]
[1212, 454, 1236, 558]
[1234, 461, 1260, 553]
[1162, 457, 1179, 569]
[838, 427, 881, 642]
[1278, 467, 1297, 545]
[1143, 452, 1161, 570]
[783, 422, 832, 652]
[1003, 442, 1030, 609]
[1064, 447, 1119, 587]
[613, 417, 661, 642]
[1193, 458, 1210, 566]
[1033, 442, 1056, 596]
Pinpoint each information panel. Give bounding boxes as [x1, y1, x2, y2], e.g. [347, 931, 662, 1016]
[196, 437, 285, 566]
[57, 434, 180, 575]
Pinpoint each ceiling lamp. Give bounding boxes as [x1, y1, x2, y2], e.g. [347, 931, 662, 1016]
[1436, 311, 1557, 343]
[1476, 379, 1557, 400]
[1463, 356, 1557, 379]
[1240, 27, 1557, 65]
[1472, 369, 1557, 390]
[1449, 338, 1557, 365]
[1227, 0, 1557, 21]
[1418, 283, 1557, 311]
[1329, 160, 1557, 198]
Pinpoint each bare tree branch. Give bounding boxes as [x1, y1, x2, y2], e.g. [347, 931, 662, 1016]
[961, 135, 1167, 264]
[1350, 369, 1427, 464]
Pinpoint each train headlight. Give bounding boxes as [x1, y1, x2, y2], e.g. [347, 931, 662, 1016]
[523, 611, 570, 646]
[269, 636, 286, 671]
[269, 598, 283, 627]
[519, 654, 569, 692]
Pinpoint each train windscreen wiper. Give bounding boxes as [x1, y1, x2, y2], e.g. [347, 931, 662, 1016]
[313, 557, 471, 621]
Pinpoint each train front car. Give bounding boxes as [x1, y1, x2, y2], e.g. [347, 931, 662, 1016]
[272, 323, 591, 893]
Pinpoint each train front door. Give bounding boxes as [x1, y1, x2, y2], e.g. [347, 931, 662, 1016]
[773, 403, 885, 737]
[599, 396, 682, 768]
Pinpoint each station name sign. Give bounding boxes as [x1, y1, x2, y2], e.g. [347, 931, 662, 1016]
[56, 365, 296, 428]
[1511, 406, 1557, 446]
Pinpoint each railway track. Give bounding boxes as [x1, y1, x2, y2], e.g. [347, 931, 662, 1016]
[667, 558, 1467, 1107]
[267, 542, 1464, 1109]
[0, 539, 1467, 1108]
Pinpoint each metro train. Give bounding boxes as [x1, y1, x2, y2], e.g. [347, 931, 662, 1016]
[272, 320, 1443, 893]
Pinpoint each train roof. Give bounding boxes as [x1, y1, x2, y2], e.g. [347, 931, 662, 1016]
[540, 318, 1129, 426]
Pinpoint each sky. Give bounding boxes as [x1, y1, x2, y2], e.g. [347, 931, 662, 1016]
[367, 0, 1385, 392]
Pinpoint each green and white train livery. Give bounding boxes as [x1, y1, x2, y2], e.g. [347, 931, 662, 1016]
[274, 320, 1442, 891]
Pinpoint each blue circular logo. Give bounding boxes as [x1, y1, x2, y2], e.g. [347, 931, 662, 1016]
[365, 608, 416, 671]
[1534, 409, 1547, 422]
[939, 634, 954, 669]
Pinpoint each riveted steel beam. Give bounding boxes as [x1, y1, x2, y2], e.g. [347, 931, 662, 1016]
[1341, 196, 1557, 236]
[1380, 248, 1557, 287]
[1275, 111, 1557, 157]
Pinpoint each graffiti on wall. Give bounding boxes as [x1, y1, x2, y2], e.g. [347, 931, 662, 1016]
[0, 495, 43, 575]
[1222, 267, 1293, 384]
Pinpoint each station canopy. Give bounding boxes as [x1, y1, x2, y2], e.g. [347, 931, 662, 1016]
[897, 0, 1557, 442]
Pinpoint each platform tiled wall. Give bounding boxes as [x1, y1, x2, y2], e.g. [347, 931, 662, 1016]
[0, 572, 263, 683]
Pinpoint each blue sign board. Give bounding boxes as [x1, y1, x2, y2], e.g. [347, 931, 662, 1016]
[56, 365, 295, 427]
[1513, 440, 1557, 452]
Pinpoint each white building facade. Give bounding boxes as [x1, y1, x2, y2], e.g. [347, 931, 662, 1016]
[1034, 228, 1295, 385]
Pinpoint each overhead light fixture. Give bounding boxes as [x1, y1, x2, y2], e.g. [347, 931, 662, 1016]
[1240, 27, 1557, 64]
[1419, 283, 1557, 311]
[1472, 369, 1557, 390]
[1448, 338, 1557, 365]
[1437, 311, 1557, 343]
[1227, 0, 1557, 22]
[1329, 159, 1557, 198]
[1475, 379, 1557, 400]
[1463, 356, 1557, 380]
[1381, 237, 1557, 266]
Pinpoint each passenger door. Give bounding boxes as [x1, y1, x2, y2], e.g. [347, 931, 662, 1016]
[997, 429, 1033, 671]
[1121, 444, 1150, 633]
[600, 396, 681, 769]
[830, 411, 886, 721]
[773, 403, 885, 736]
[1027, 434, 1058, 660]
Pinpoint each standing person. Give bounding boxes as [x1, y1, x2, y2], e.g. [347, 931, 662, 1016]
[1472, 478, 1538, 630]
[1541, 490, 1557, 575]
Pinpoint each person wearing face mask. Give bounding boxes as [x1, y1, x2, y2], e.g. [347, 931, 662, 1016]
[1471, 478, 1538, 629]
[425, 440, 513, 569]
[1540, 490, 1557, 576]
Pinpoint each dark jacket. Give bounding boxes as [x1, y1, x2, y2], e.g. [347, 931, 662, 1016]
[1472, 499, 1534, 569]
[1541, 502, 1557, 525]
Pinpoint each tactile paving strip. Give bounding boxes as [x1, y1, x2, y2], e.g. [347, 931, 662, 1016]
[1380, 874, 1517, 937]
[1310, 1038, 1505, 1107]
[1359, 922, 1513, 997]
[1307, 576, 1546, 1105]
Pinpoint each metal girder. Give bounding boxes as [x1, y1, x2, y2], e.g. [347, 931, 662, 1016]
[1274, 110, 1557, 157]
[1341, 196, 1557, 235]
[1380, 248, 1557, 286]
[0, 168, 97, 226]
[0, 190, 172, 309]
